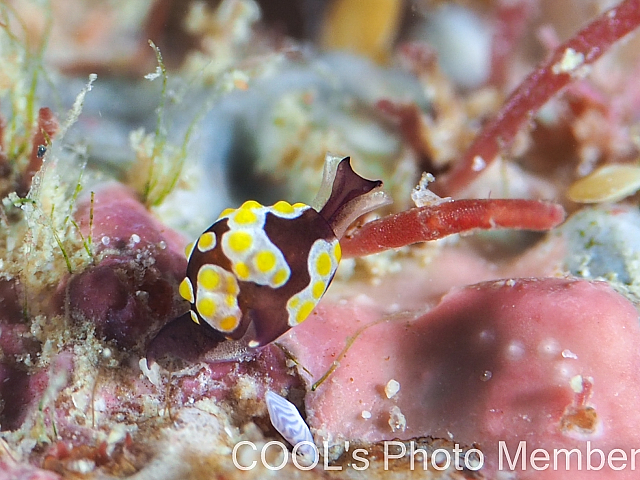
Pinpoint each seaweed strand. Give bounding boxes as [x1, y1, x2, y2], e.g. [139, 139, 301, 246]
[437, 0, 640, 195]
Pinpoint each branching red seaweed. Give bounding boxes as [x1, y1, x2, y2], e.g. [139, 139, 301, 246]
[340, 199, 566, 258]
[488, 0, 536, 87]
[436, 0, 640, 195]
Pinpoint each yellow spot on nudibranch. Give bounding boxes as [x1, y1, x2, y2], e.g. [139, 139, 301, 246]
[228, 231, 253, 252]
[272, 268, 289, 286]
[234, 208, 258, 224]
[334, 242, 342, 262]
[288, 297, 300, 309]
[197, 232, 216, 252]
[255, 250, 276, 273]
[225, 294, 236, 307]
[226, 276, 239, 294]
[185, 242, 195, 259]
[235, 262, 250, 280]
[240, 200, 262, 210]
[312, 280, 326, 299]
[273, 200, 295, 214]
[179, 278, 195, 303]
[218, 208, 235, 219]
[316, 252, 332, 276]
[190, 310, 200, 324]
[292, 202, 307, 209]
[197, 297, 216, 318]
[219, 316, 239, 331]
[296, 300, 316, 323]
[198, 267, 220, 291]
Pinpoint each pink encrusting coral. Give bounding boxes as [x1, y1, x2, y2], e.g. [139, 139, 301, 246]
[62, 183, 188, 349]
[283, 278, 640, 478]
[0, 279, 46, 432]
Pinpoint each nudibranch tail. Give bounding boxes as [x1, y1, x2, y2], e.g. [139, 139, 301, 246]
[317, 156, 392, 239]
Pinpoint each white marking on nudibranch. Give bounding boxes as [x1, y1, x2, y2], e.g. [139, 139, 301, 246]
[286, 238, 339, 327]
[265, 391, 317, 464]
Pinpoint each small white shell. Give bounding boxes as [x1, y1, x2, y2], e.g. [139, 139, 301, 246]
[265, 391, 317, 464]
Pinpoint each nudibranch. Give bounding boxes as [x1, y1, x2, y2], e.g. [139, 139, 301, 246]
[178, 155, 391, 348]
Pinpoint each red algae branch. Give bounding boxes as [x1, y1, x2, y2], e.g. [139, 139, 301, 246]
[436, 0, 640, 196]
[341, 199, 565, 258]
[488, 0, 536, 87]
[17, 107, 58, 197]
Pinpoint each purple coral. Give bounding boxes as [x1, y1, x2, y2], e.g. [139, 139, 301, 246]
[63, 184, 187, 349]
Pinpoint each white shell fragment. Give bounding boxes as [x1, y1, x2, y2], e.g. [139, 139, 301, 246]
[567, 164, 640, 203]
[384, 379, 400, 399]
[552, 48, 585, 75]
[265, 391, 318, 464]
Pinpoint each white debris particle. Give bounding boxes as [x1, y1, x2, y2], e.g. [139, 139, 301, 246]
[472, 155, 486, 171]
[224, 70, 250, 91]
[385, 379, 400, 399]
[144, 66, 162, 81]
[101, 236, 110, 246]
[130, 234, 141, 244]
[411, 172, 452, 207]
[361, 410, 372, 419]
[570, 374, 584, 393]
[552, 48, 585, 75]
[562, 349, 578, 360]
[481, 370, 492, 382]
[107, 424, 128, 445]
[506, 278, 516, 287]
[139, 358, 162, 387]
[71, 391, 89, 410]
[389, 406, 406, 432]
[67, 459, 96, 474]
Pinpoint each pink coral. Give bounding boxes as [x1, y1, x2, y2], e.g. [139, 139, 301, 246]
[283, 278, 640, 478]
